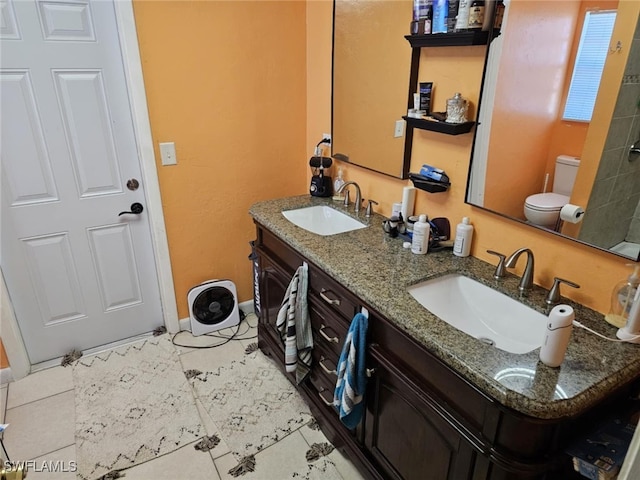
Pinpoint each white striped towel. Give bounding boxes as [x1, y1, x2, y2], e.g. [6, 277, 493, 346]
[276, 264, 313, 384]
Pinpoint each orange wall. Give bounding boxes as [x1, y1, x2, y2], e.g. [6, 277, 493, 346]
[0, 339, 8, 369]
[133, 1, 308, 319]
[308, 0, 640, 315]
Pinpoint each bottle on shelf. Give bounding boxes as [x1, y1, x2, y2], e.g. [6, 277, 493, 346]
[467, 0, 485, 29]
[455, 0, 471, 31]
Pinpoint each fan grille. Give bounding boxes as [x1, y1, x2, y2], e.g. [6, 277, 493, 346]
[192, 286, 236, 325]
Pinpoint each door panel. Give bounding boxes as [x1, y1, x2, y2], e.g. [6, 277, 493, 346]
[53, 69, 123, 197]
[36, 0, 95, 41]
[1, 0, 162, 363]
[22, 232, 86, 325]
[1, 71, 58, 205]
[87, 224, 142, 311]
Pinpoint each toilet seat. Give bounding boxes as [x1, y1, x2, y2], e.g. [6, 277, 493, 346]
[524, 193, 569, 212]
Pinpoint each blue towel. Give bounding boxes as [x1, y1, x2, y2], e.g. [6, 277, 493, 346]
[333, 312, 368, 429]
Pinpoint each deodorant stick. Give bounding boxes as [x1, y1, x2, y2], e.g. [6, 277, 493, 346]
[539, 305, 574, 368]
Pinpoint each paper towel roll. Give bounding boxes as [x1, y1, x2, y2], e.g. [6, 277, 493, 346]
[401, 187, 416, 221]
[560, 204, 585, 224]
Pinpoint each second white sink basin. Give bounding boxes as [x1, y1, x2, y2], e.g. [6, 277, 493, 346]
[408, 274, 547, 354]
[282, 205, 366, 236]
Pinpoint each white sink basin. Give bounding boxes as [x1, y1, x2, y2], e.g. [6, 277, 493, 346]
[282, 205, 367, 236]
[408, 274, 547, 354]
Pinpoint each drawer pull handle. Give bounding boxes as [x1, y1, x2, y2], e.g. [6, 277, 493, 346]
[319, 356, 337, 375]
[318, 388, 334, 406]
[319, 324, 339, 343]
[366, 368, 376, 377]
[320, 288, 341, 306]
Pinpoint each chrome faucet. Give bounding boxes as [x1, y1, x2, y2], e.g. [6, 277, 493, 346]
[337, 181, 362, 213]
[505, 248, 535, 292]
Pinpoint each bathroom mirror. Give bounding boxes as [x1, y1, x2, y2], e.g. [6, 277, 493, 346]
[332, 0, 412, 179]
[466, 0, 640, 261]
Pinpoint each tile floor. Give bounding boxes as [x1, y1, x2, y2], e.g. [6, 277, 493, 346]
[0, 317, 365, 479]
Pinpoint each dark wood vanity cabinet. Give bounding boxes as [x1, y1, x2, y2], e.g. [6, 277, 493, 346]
[253, 222, 619, 480]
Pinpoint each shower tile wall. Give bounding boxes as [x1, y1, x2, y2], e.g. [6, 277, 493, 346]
[580, 16, 640, 249]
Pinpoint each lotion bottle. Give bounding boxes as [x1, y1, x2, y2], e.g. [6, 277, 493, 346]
[411, 214, 429, 255]
[453, 217, 473, 257]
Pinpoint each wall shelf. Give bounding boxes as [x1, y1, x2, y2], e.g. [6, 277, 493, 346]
[409, 173, 450, 193]
[405, 30, 493, 48]
[403, 116, 475, 135]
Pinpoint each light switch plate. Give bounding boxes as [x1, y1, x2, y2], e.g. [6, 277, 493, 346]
[159, 142, 177, 166]
[394, 120, 404, 138]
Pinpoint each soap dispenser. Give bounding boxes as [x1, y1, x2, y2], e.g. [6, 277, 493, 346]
[605, 264, 640, 328]
[333, 167, 346, 202]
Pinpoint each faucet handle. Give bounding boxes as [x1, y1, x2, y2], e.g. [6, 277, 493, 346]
[365, 199, 378, 218]
[486, 250, 507, 279]
[546, 277, 580, 305]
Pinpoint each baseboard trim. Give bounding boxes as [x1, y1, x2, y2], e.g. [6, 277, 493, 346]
[0, 367, 13, 385]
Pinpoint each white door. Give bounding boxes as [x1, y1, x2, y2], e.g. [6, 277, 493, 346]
[1, 0, 163, 364]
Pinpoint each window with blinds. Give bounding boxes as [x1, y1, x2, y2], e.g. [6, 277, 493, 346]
[562, 10, 617, 122]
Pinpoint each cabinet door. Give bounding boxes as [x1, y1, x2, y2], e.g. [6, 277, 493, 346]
[258, 252, 290, 352]
[364, 346, 477, 480]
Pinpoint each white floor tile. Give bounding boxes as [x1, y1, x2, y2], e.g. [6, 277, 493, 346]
[214, 430, 341, 480]
[329, 447, 367, 480]
[1, 385, 7, 424]
[299, 420, 331, 446]
[6, 366, 73, 409]
[3, 390, 75, 461]
[124, 440, 221, 480]
[299, 421, 366, 479]
[28, 444, 77, 480]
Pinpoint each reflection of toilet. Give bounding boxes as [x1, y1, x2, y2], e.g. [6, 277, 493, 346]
[524, 155, 580, 228]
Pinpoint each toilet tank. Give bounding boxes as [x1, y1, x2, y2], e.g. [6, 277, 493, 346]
[552, 155, 580, 196]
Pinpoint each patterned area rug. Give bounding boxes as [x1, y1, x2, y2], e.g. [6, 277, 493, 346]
[190, 350, 313, 459]
[73, 336, 203, 480]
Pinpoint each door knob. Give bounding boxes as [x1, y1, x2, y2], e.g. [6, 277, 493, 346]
[118, 202, 144, 216]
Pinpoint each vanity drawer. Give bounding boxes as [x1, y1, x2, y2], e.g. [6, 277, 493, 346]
[311, 342, 340, 385]
[309, 298, 349, 358]
[308, 363, 339, 416]
[257, 226, 304, 275]
[308, 265, 360, 324]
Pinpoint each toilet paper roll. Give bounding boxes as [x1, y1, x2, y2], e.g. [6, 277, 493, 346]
[560, 204, 585, 224]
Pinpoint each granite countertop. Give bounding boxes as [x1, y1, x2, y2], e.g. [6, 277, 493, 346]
[249, 195, 640, 420]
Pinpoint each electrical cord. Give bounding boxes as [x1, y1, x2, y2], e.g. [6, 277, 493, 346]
[171, 311, 258, 349]
[573, 320, 640, 342]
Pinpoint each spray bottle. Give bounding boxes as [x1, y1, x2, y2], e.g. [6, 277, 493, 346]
[617, 282, 640, 344]
[605, 264, 640, 328]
